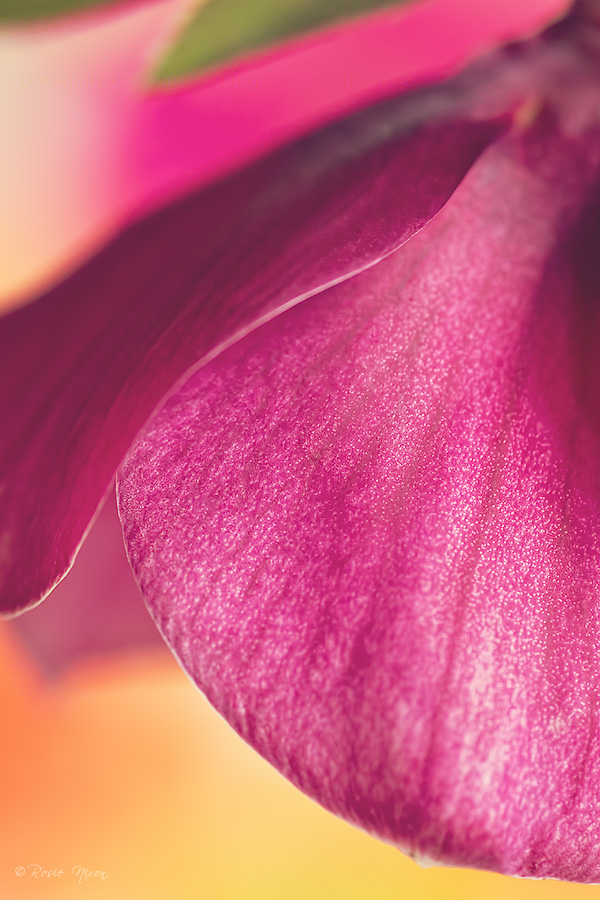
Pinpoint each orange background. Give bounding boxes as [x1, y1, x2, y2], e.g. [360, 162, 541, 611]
[1, 1, 595, 897]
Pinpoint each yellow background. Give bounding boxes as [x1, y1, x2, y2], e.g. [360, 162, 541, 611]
[0, 624, 598, 900]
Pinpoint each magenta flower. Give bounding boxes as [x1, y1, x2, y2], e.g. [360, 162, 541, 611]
[4, 0, 600, 882]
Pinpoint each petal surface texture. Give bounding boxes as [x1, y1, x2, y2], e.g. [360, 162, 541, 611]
[0, 73, 508, 613]
[119, 44, 600, 880]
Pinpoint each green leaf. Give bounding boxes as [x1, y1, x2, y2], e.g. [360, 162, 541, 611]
[153, 0, 409, 82]
[0, 0, 117, 22]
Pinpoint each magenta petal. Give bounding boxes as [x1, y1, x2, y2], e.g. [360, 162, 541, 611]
[0, 84, 506, 614]
[119, 100, 600, 880]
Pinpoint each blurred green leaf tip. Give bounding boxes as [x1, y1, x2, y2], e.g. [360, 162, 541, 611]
[0, 0, 410, 86]
[0, 0, 115, 20]
[153, 0, 407, 83]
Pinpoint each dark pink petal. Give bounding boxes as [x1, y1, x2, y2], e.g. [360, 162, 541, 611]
[118, 62, 600, 879]
[9, 490, 164, 676]
[0, 77, 509, 614]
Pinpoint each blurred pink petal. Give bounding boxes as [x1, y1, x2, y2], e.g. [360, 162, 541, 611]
[9, 490, 164, 676]
[127, 0, 568, 206]
[1, 0, 565, 304]
[117, 14, 600, 881]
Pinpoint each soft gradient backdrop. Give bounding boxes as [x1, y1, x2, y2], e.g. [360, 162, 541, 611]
[3, 0, 597, 897]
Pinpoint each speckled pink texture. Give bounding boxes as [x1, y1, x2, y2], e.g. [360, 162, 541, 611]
[119, 32, 600, 879]
[0, 84, 504, 612]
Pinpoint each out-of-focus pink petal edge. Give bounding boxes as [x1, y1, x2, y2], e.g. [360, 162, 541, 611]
[9, 488, 164, 676]
[111, 0, 572, 219]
